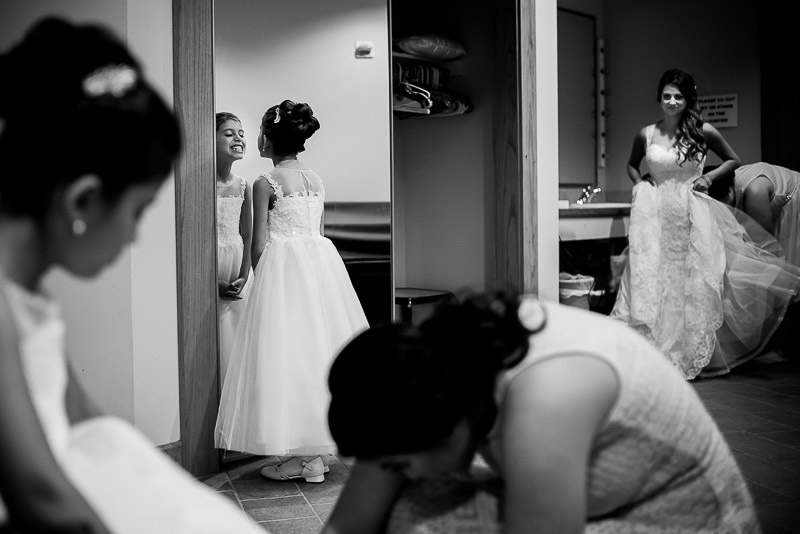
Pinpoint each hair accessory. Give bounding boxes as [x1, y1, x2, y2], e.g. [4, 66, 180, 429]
[517, 297, 546, 332]
[72, 218, 87, 236]
[82, 65, 137, 98]
[273, 107, 281, 124]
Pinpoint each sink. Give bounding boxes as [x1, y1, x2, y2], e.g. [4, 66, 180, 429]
[559, 202, 631, 241]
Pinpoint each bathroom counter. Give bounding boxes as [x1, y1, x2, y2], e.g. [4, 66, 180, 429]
[559, 203, 631, 241]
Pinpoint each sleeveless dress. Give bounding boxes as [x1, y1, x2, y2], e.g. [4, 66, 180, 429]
[611, 124, 800, 379]
[733, 162, 800, 268]
[0, 279, 262, 534]
[217, 175, 251, 383]
[484, 301, 760, 533]
[215, 167, 369, 456]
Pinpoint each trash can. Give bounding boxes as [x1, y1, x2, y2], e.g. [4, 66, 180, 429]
[559, 272, 594, 310]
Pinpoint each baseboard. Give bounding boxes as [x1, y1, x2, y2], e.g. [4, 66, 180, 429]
[158, 440, 182, 465]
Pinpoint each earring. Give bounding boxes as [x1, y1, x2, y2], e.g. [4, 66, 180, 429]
[72, 219, 87, 236]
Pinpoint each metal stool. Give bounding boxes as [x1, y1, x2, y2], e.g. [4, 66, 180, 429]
[394, 287, 457, 323]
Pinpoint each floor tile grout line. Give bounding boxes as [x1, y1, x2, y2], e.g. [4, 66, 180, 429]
[298, 485, 325, 525]
[225, 473, 247, 510]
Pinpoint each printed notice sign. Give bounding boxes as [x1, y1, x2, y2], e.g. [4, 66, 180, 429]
[698, 94, 738, 128]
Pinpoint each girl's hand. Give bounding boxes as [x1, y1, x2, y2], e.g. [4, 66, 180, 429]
[692, 175, 712, 193]
[223, 278, 246, 300]
[218, 281, 242, 300]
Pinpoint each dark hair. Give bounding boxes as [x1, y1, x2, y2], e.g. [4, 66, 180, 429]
[705, 165, 735, 202]
[216, 111, 240, 130]
[328, 291, 539, 458]
[0, 17, 181, 221]
[260, 100, 320, 156]
[656, 69, 706, 165]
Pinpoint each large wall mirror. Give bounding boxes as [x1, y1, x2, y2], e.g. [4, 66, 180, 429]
[174, 0, 543, 475]
[213, 0, 393, 463]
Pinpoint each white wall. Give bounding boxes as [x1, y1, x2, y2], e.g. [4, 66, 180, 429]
[535, 0, 561, 302]
[1, 0, 180, 446]
[214, 0, 392, 203]
[127, 0, 180, 444]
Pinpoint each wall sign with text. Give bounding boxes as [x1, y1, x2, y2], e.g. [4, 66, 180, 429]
[698, 93, 738, 128]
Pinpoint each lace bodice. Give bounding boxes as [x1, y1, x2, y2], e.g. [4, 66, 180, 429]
[264, 169, 325, 242]
[645, 124, 705, 186]
[217, 176, 246, 248]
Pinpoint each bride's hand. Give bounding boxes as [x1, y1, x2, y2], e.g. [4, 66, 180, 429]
[692, 175, 712, 193]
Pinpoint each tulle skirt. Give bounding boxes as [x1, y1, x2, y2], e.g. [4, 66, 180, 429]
[611, 182, 800, 379]
[215, 236, 369, 455]
[61, 417, 262, 534]
[217, 241, 251, 384]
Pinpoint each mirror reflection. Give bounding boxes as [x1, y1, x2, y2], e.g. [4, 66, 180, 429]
[212, 0, 392, 469]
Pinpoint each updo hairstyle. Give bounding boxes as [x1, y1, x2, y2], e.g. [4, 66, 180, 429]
[328, 291, 541, 459]
[0, 17, 181, 221]
[260, 100, 320, 156]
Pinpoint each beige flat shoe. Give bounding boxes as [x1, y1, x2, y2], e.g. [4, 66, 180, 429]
[260, 456, 325, 483]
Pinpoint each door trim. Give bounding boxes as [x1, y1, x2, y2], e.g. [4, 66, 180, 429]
[172, 0, 220, 477]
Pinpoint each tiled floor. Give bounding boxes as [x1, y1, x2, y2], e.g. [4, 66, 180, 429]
[693, 356, 800, 533]
[201, 455, 350, 532]
[203, 356, 800, 533]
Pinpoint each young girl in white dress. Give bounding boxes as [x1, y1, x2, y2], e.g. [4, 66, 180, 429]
[0, 18, 263, 534]
[215, 100, 369, 483]
[610, 69, 800, 380]
[215, 112, 252, 382]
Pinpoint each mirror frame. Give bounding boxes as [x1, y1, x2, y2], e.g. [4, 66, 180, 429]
[172, 0, 543, 477]
[173, 0, 220, 476]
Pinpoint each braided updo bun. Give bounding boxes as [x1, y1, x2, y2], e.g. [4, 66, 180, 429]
[260, 100, 320, 156]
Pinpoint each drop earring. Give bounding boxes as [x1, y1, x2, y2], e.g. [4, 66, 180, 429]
[72, 219, 87, 236]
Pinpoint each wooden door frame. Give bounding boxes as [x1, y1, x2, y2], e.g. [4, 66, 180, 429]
[493, 0, 538, 294]
[173, 0, 220, 477]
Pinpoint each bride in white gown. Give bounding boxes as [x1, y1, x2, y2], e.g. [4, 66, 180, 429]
[611, 69, 800, 380]
[0, 18, 263, 533]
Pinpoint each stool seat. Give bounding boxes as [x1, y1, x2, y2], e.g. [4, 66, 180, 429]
[395, 287, 456, 323]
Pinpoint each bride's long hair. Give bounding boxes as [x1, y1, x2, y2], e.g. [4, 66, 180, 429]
[657, 69, 706, 165]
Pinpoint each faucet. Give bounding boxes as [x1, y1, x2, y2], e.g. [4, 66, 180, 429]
[576, 186, 602, 205]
